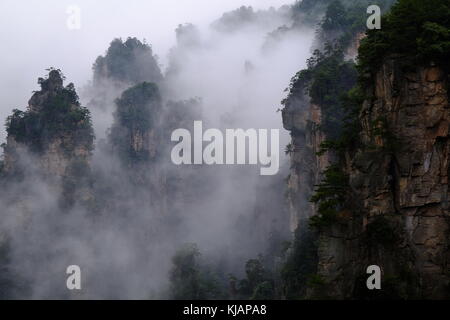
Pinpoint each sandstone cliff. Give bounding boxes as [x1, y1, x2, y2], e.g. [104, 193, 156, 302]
[281, 0, 449, 299]
[316, 58, 450, 299]
[283, 56, 450, 299]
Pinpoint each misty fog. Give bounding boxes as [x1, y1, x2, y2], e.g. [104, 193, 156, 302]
[0, 0, 316, 299]
[0, 0, 293, 143]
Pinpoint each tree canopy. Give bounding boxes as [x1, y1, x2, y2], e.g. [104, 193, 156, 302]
[358, 0, 450, 77]
[93, 37, 163, 85]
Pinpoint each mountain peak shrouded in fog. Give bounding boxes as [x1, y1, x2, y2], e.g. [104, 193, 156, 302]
[85, 37, 165, 140]
[3, 69, 94, 177]
[1, 69, 95, 223]
[211, 5, 291, 33]
[93, 37, 163, 87]
[175, 24, 202, 48]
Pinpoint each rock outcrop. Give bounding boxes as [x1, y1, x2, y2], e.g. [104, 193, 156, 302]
[108, 82, 162, 167]
[283, 95, 329, 232]
[282, 0, 450, 297]
[283, 53, 450, 299]
[317, 58, 450, 299]
[5, 70, 93, 174]
[2, 69, 94, 206]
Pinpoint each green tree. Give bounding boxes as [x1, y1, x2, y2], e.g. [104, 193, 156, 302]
[93, 37, 163, 85]
[108, 82, 162, 164]
[5, 69, 94, 155]
[236, 257, 275, 300]
[358, 0, 450, 79]
[169, 243, 225, 300]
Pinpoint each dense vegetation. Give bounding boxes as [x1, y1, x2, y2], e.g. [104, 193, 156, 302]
[310, 48, 357, 139]
[212, 6, 256, 32]
[169, 243, 279, 300]
[317, 0, 396, 49]
[211, 5, 291, 33]
[109, 82, 162, 164]
[93, 37, 163, 85]
[235, 258, 276, 300]
[283, 0, 396, 139]
[358, 0, 450, 80]
[169, 244, 226, 300]
[291, 0, 333, 26]
[4, 69, 94, 154]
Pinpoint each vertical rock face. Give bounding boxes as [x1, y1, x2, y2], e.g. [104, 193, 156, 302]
[280, 0, 450, 298]
[316, 58, 450, 299]
[282, 30, 449, 298]
[282, 93, 329, 232]
[345, 32, 365, 59]
[282, 51, 357, 233]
